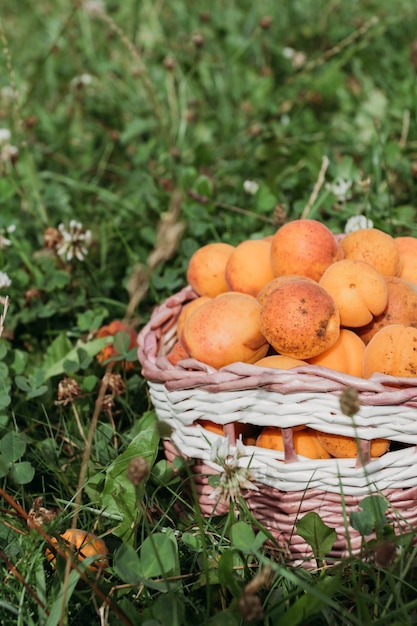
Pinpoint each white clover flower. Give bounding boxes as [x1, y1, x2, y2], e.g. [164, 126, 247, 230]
[0, 86, 16, 103]
[0, 128, 11, 145]
[325, 177, 353, 203]
[0, 225, 15, 249]
[280, 114, 290, 126]
[82, 0, 106, 16]
[243, 180, 259, 195]
[0, 144, 18, 163]
[0, 271, 11, 289]
[56, 220, 92, 262]
[282, 47, 306, 68]
[344, 215, 374, 233]
[209, 436, 258, 504]
[70, 73, 93, 89]
[282, 47, 296, 59]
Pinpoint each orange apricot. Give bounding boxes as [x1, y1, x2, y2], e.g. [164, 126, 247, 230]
[45, 529, 109, 571]
[186, 242, 234, 297]
[254, 354, 308, 369]
[307, 329, 366, 377]
[256, 427, 331, 459]
[176, 296, 211, 338]
[260, 278, 340, 359]
[340, 228, 402, 276]
[181, 292, 269, 369]
[355, 276, 417, 344]
[257, 275, 317, 306]
[316, 432, 389, 458]
[225, 238, 275, 297]
[270, 219, 343, 282]
[197, 419, 258, 442]
[395, 236, 417, 285]
[167, 340, 190, 365]
[362, 324, 417, 378]
[319, 259, 388, 327]
[96, 321, 137, 370]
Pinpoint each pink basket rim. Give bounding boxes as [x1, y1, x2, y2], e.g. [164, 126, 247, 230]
[137, 285, 417, 406]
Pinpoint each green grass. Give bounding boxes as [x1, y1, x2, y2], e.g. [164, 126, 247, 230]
[1, 0, 417, 624]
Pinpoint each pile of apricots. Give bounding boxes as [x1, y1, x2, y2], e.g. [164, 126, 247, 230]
[167, 219, 417, 459]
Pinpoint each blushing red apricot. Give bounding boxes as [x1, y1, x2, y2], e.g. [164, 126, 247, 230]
[260, 279, 340, 359]
[270, 219, 343, 282]
[257, 275, 317, 306]
[181, 292, 269, 369]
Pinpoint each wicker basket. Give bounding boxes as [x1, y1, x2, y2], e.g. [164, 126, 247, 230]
[138, 286, 417, 567]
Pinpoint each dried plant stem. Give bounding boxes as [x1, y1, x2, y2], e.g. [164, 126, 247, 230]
[216, 201, 276, 225]
[0, 550, 49, 616]
[58, 363, 115, 625]
[301, 16, 380, 74]
[0, 296, 9, 338]
[125, 190, 186, 318]
[400, 109, 410, 149]
[301, 155, 330, 219]
[0, 17, 22, 138]
[0, 487, 132, 625]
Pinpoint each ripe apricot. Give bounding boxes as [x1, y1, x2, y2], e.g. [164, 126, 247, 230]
[176, 296, 211, 338]
[167, 340, 189, 365]
[186, 242, 234, 297]
[197, 419, 258, 443]
[225, 238, 275, 297]
[257, 275, 317, 306]
[307, 329, 365, 377]
[270, 219, 343, 282]
[340, 228, 402, 276]
[319, 259, 388, 327]
[356, 276, 417, 344]
[395, 236, 417, 284]
[316, 432, 389, 458]
[256, 427, 331, 459]
[181, 292, 269, 369]
[362, 324, 417, 378]
[260, 279, 340, 359]
[254, 354, 308, 369]
[45, 529, 109, 571]
[96, 321, 137, 370]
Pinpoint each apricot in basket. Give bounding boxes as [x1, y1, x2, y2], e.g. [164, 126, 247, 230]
[319, 259, 388, 328]
[316, 432, 390, 458]
[340, 227, 402, 277]
[197, 419, 258, 444]
[363, 324, 417, 378]
[182, 292, 269, 369]
[256, 426, 331, 459]
[269, 218, 343, 282]
[307, 328, 365, 377]
[260, 279, 340, 359]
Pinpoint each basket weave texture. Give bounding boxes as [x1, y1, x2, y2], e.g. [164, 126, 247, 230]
[138, 286, 417, 565]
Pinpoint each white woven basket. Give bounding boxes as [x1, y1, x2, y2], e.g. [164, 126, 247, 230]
[138, 286, 417, 565]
